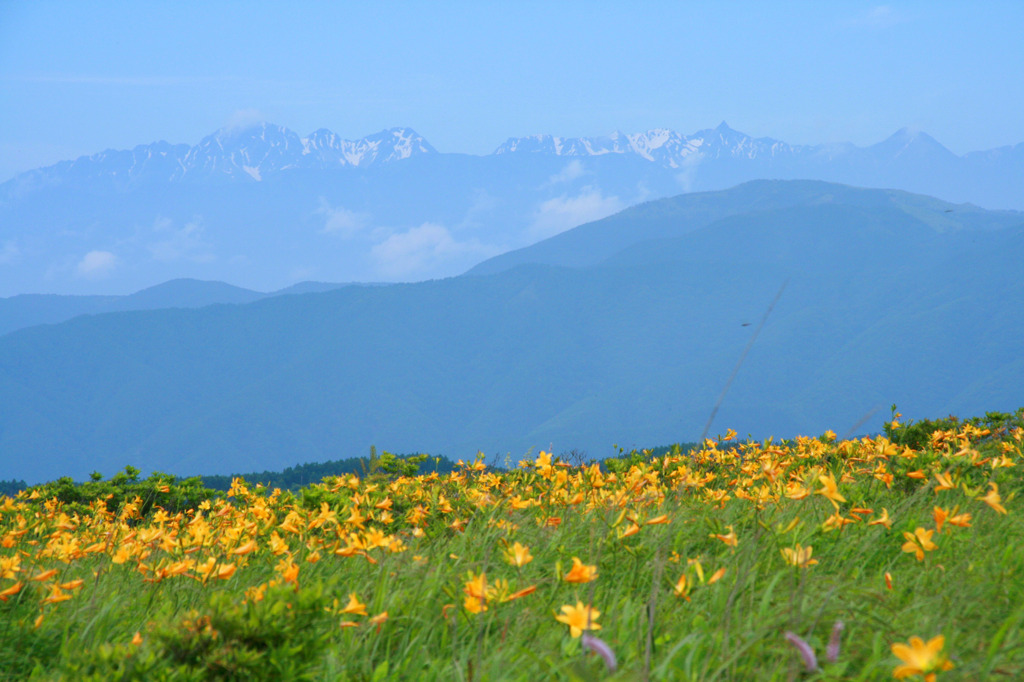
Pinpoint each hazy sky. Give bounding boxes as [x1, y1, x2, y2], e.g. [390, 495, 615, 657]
[1, 1, 1022, 182]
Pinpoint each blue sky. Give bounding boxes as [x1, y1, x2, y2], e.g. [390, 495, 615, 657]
[1, 1, 1022, 182]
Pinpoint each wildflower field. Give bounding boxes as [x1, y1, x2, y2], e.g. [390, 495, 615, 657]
[2, 411, 1023, 680]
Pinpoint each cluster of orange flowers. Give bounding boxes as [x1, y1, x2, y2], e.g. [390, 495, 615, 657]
[0, 421, 1019, 664]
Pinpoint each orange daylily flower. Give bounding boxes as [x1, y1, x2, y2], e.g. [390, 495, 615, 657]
[946, 511, 972, 528]
[785, 483, 811, 500]
[31, 568, 59, 582]
[41, 584, 72, 604]
[231, 539, 258, 555]
[0, 554, 21, 579]
[563, 557, 598, 583]
[673, 574, 690, 600]
[711, 526, 738, 547]
[277, 559, 300, 585]
[868, 508, 893, 529]
[504, 541, 533, 567]
[618, 522, 640, 539]
[463, 572, 488, 614]
[980, 483, 1007, 514]
[502, 585, 537, 602]
[0, 581, 23, 601]
[707, 567, 727, 584]
[340, 592, 368, 616]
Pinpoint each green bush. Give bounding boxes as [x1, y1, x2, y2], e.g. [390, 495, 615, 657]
[884, 405, 1024, 450]
[22, 467, 222, 517]
[53, 583, 332, 681]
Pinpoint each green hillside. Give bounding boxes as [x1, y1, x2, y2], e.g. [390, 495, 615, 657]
[1, 180, 1022, 483]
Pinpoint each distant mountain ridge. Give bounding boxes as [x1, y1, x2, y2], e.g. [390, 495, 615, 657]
[2, 180, 1022, 484]
[494, 122, 809, 167]
[5, 120, 1020, 189]
[0, 278, 359, 337]
[467, 179, 1024, 275]
[6, 124, 435, 187]
[2, 122, 1022, 296]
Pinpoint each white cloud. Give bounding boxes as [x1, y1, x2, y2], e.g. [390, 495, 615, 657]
[316, 199, 370, 237]
[674, 153, 703, 193]
[147, 216, 215, 263]
[76, 250, 117, 278]
[528, 187, 625, 241]
[225, 108, 266, 132]
[0, 240, 21, 265]
[371, 222, 499, 278]
[846, 5, 905, 30]
[455, 189, 501, 231]
[547, 160, 587, 185]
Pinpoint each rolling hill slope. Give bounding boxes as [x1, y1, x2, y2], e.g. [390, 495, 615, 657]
[2, 181, 1021, 483]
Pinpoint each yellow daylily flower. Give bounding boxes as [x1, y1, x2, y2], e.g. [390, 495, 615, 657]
[933, 471, 955, 493]
[781, 544, 818, 568]
[891, 634, 954, 680]
[901, 527, 938, 562]
[816, 474, 847, 509]
[980, 483, 1007, 514]
[504, 541, 533, 567]
[555, 601, 601, 638]
[340, 592, 368, 616]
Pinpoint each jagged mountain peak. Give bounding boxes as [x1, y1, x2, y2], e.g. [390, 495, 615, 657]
[169, 124, 437, 180]
[0, 122, 1002, 199]
[494, 123, 799, 166]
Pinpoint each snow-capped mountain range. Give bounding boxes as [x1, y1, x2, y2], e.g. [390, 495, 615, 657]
[493, 122, 807, 166]
[8, 124, 437, 186]
[179, 124, 437, 181]
[5, 120, 1020, 189]
[1, 121, 1021, 297]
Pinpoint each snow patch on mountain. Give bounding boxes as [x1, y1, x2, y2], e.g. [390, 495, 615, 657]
[495, 122, 813, 169]
[7, 124, 438, 186]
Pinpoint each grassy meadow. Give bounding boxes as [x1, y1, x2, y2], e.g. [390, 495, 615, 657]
[2, 410, 1023, 680]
